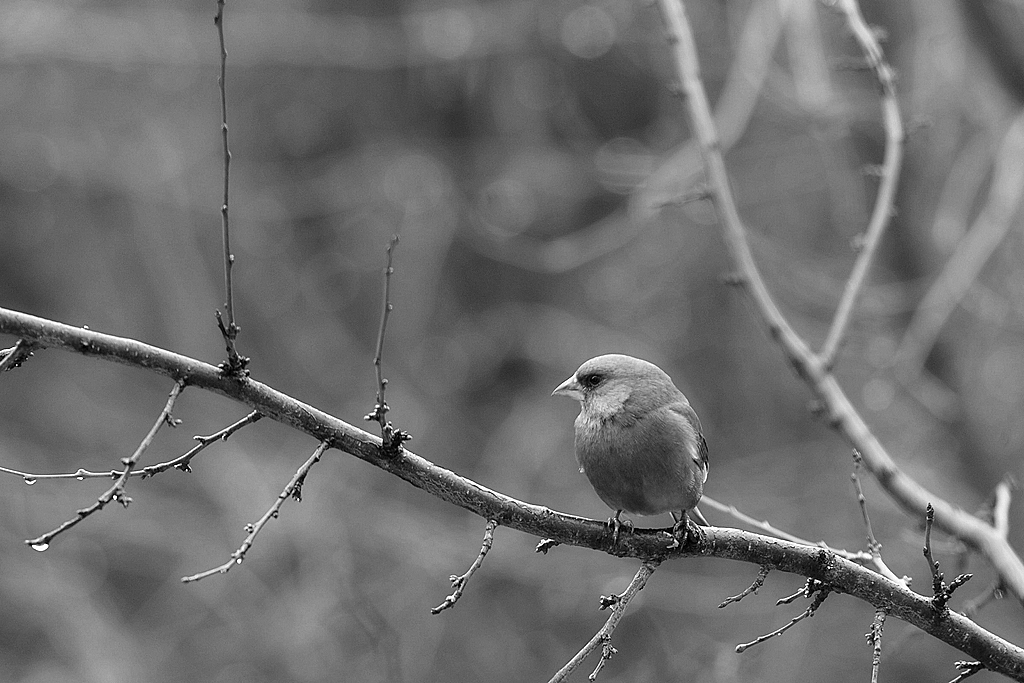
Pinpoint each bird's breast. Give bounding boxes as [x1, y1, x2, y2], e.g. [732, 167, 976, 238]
[573, 406, 704, 516]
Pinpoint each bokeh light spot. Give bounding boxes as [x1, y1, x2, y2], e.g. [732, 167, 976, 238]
[412, 7, 475, 60]
[561, 5, 617, 59]
[477, 178, 537, 238]
[862, 377, 895, 411]
[382, 152, 452, 209]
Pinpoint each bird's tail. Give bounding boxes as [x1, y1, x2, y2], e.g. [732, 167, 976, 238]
[690, 506, 709, 526]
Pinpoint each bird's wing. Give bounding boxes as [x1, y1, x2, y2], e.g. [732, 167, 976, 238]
[668, 400, 709, 479]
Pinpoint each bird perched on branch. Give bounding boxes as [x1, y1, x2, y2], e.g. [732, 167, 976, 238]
[552, 354, 709, 545]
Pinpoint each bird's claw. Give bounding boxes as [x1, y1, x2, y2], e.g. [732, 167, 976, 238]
[668, 513, 700, 549]
[608, 513, 634, 545]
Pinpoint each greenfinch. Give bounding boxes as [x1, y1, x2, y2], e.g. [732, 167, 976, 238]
[553, 354, 708, 543]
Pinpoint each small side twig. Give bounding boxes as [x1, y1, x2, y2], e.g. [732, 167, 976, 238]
[0, 339, 39, 372]
[719, 565, 770, 608]
[851, 450, 907, 584]
[700, 495, 873, 563]
[924, 503, 973, 611]
[24, 381, 185, 551]
[548, 560, 660, 683]
[776, 586, 808, 606]
[181, 441, 328, 583]
[735, 579, 831, 653]
[431, 519, 498, 614]
[865, 609, 886, 683]
[535, 538, 560, 554]
[212, 0, 248, 377]
[1, 411, 262, 483]
[949, 661, 985, 683]
[363, 235, 410, 456]
[142, 410, 262, 476]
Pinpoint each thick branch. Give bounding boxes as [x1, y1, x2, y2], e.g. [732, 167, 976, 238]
[1, 307, 1023, 679]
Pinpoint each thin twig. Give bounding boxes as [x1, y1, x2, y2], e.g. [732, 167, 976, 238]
[818, 0, 904, 369]
[432, 519, 498, 614]
[852, 451, 879, 552]
[776, 586, 808, 606]
[212, 0, 247, 376]
[141, 410, 262, 476]
[851, 451, 906, 584]
[735, 580, 831, 653]
[24, 381, 185, 551]
[949, 661, 985, 683]
[924, 503, 943, 593]
[364, 235, 410, 455]
[924, 503, 973, 611]
[1, 411, 262, 484]
[535, 538, 560, 554]
[372, 235, 398, 421]
[719, 565, 770, 608]
[866, 609, 886, 683]
[0, 339, 39, 372]
[701, 495, 873, 563]
[548, 560, 660, 683]
[181, 441, 328, 583]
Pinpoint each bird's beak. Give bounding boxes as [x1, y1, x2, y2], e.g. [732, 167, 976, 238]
[551, 375, 584, 401]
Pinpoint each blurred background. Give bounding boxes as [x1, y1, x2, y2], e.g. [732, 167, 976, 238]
[1, 0, 1023, 681]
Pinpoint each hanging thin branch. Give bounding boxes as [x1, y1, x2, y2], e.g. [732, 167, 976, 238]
[181, 441, 328, 583]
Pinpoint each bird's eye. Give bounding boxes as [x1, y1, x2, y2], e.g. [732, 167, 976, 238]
[580, 373, 603, 389]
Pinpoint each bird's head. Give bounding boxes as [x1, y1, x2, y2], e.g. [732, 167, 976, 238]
[552, 354, 680, 420]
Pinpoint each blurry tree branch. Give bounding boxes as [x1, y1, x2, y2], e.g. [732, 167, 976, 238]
[817, 0, 904, 369]
[2, 305, 1024, 679]
[894, 110, 1024, 404]
[657, 0, 1024, 607]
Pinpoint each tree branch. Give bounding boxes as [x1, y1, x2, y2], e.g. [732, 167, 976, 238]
[655, 0, 1024, 606]
[181, 441, 328, 583]
[212, 0, 247, 375]
[431, 519, 498, 614]
[818, 0, 904, 369]
[24, 379, 184, 550]
[1, 306, 1023, 679]
[548, 560, 660, 683]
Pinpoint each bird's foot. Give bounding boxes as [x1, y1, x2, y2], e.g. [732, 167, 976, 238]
[668, 512, 700, 549]
[607, 513, 634, 545]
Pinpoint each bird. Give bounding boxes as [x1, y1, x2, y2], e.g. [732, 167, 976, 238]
[552, 354, 708, 545]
